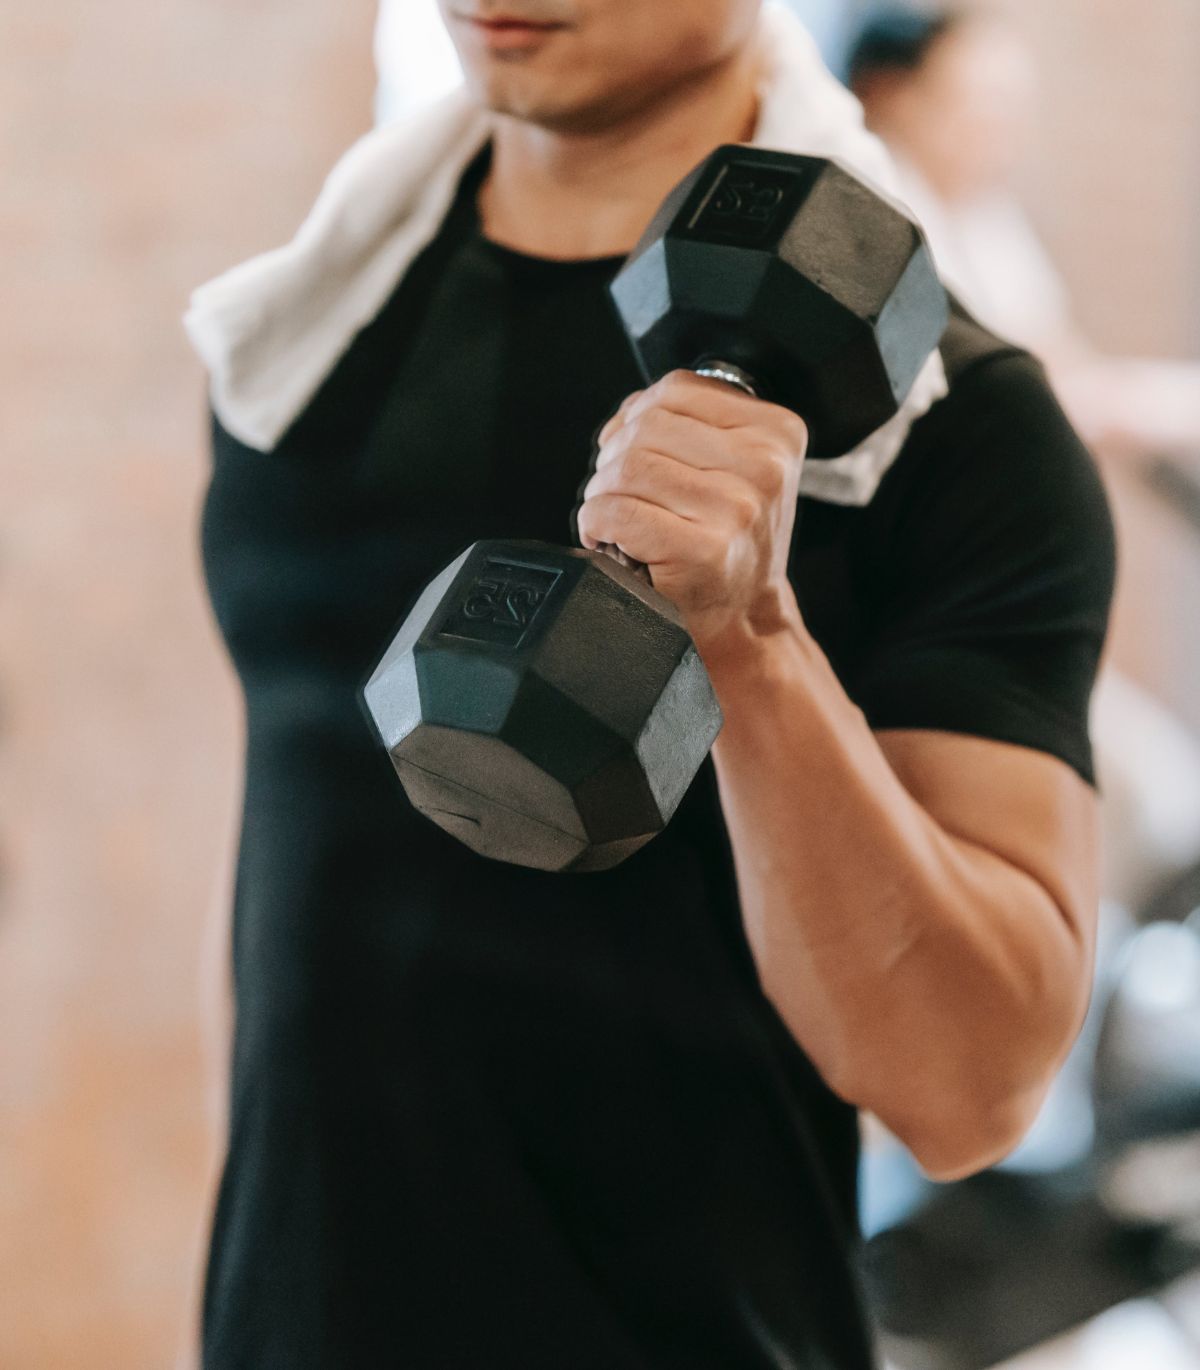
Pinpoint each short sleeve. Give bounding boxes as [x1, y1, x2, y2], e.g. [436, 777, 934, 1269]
[851, 352, 1116, 785]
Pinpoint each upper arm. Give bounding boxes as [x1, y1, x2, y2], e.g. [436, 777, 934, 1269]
[872, 728, 1100, 1178]
[875, 729, 1099, 964]
[849, 355, 1112, 1056]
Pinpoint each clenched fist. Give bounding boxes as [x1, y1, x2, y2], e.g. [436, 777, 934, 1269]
[578, 371, 809, 662]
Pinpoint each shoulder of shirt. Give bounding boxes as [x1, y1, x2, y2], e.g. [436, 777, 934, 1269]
[875, 296, 1115, 572]
[935, 294, 1031, 387]
[899, 295, 1078, 467]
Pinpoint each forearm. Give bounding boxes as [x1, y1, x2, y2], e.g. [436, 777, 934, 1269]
[706, 606, 1092, 1179]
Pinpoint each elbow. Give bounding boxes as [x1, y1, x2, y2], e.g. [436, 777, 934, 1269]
[820, 896, 1096, 1183]
[865, 1000, 1088, 1184]
[834, 1058, 1050, 1183]
[892, 933, 1095, 1182]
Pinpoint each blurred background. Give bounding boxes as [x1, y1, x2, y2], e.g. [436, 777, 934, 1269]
[2, 1, 1198, 1366]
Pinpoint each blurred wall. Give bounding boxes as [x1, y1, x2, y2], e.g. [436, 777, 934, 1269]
[992, 0, 1200, 358]
[967, 0, 1200, 728]
[0, 3, 376, 1366]
[0, 3, 1197, 1368]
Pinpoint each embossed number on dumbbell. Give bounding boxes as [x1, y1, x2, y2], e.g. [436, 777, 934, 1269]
[710, 180, 785, 224]
[689, 164, 800, 243]
[462, 579, 545, 628]
[441, 560, 561, 648]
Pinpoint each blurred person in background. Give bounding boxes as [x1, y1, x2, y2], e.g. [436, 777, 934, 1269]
[848, 4, 1200, 922]
[847, 5, 1200, 467]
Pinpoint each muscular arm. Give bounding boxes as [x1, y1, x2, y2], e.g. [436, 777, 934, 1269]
[707, 616, 1097, 1182]
[579, 368, 1108, 1183]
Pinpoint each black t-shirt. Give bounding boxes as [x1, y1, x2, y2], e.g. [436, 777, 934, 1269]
[199, 152, 1114, 1369]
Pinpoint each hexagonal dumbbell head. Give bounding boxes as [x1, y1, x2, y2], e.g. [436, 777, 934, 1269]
[610, 145, 949, 460]
[363, 541, 723, 874]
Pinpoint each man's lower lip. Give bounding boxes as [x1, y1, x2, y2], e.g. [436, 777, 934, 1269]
[466, 18, 566, 51]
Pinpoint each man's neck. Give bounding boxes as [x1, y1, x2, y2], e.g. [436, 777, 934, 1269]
[478, 48, 762, 261]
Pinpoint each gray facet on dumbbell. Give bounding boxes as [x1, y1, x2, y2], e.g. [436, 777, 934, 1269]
[363, 541, 722, 873]
[610, 144, 949, 461]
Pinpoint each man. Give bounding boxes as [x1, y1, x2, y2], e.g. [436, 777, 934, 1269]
[186, 3, 1113, 1366]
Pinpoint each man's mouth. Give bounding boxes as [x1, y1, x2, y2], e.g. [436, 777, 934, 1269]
[474, 16, 563, 29]
[456, 12, 572, 50]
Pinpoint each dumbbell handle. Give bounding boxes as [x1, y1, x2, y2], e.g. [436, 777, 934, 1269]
[595, 359, 759, 579]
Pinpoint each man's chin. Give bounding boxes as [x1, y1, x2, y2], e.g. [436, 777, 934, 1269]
[469, 75, 637, 135]
[476, 86, 589, 130]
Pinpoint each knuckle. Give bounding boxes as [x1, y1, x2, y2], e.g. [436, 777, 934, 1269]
[746, 430, 784, 466]
[621, 412, 649, 448]
[781, 409, 809, 451]
[763, 451, 790, 497]
[660, 369, 694, 394]
[648, 371, 694, 408]
[621, 413, 648, 449]
[632, 404, 669, 440]
[729, 488, 760, 531]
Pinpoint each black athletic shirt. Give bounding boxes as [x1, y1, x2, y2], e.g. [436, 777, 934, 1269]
[199, 151, 1114, 1369]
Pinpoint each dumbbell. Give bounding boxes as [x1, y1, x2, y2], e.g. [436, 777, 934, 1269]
[363, 145, 948, 874]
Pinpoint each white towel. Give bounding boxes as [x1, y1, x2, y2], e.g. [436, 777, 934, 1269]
[184, 2, 948, 507]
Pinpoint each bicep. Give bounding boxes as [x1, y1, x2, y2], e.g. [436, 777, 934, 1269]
[875, 728, 1100, 959]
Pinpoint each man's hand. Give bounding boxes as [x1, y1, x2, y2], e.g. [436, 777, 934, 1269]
[577, 371, 809, 661]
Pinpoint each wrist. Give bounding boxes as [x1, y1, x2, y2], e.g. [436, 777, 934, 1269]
[695, 582, 809, 683]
